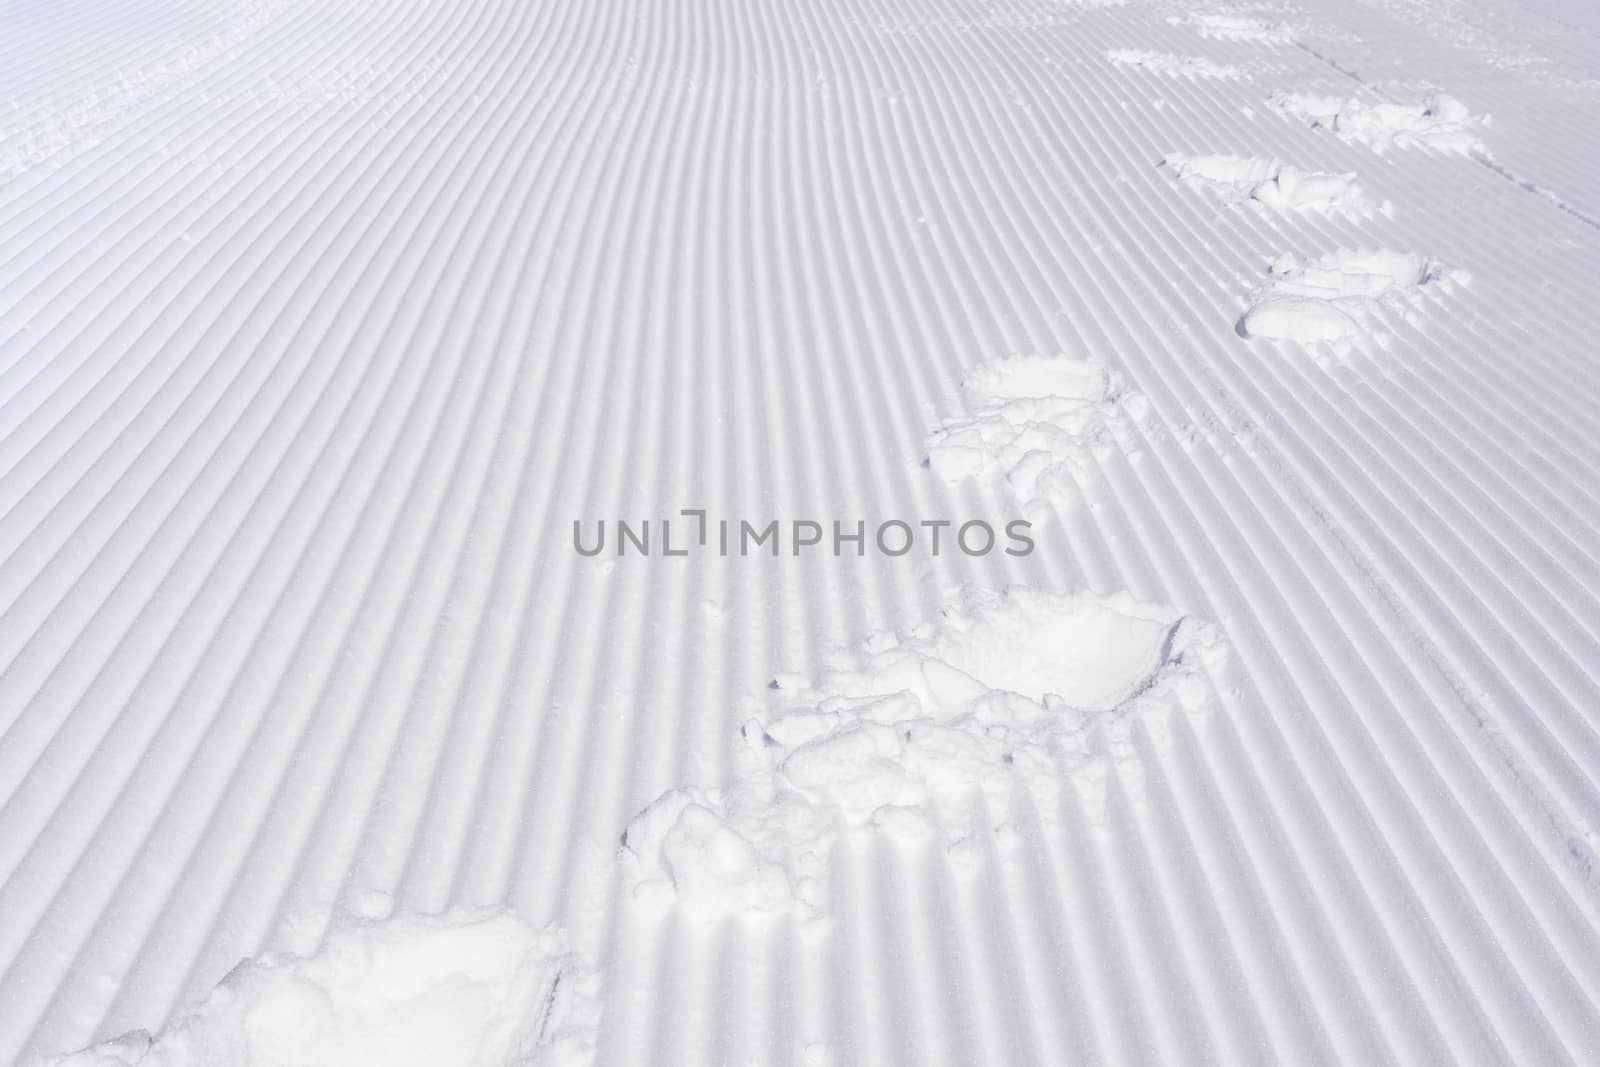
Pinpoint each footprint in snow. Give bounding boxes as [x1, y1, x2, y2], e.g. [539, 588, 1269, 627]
[924, 355, 1132, 516]
[619, 586, 1228, 922]
[1271, 92, 1490, 155]
[1162, 152, 1389, 217]
[1238, 248, 1468, 345]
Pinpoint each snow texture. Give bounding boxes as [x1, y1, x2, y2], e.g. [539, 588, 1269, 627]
[1239, 248, 1465, 344]
[1106, 50, 1243, 80]
[621, 587, 1227, 922]
[1171, 12, 1293, 43]
[925, 355, 1131, 513]
[39, 908, 600, 1067]
[1272, 92, 1491, 155]
[1163, 153, 1385, 216]
[4, 0, 1600, 1061]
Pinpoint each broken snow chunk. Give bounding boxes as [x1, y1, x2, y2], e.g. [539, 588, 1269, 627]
[926, 354, 1136, 508]
[1171, 12, 1292, 43]
[662, 800, 801, 913]
[620, 586, 1226, 922]
[1272, 92, 1489, 155]
[1163, 153, 1378, 216]
[1239, 248, 1463, 345]
[43, 909, 600, 1067]
[1242, 299, 1362, 344]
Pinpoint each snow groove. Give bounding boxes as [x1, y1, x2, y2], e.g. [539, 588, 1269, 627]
[0, 0, 1597, 1063]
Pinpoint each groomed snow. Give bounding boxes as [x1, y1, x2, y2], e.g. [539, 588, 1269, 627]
[925, 355, 1130, 514]
[2, 0, 1599, 1062]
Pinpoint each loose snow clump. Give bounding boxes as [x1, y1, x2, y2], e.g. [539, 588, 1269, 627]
[1272, 93, 1489, 155]
[1239, 248, 1466, 344]
[1163, 153, 1383, 216]
[925, 355, 1131, 510]
[621, 586, 1228, 922]
[42, 908, 601, 1067]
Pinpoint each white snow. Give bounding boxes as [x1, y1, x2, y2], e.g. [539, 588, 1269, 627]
[925, 355, 1130, 513]
[1171, 12, 1293, 43]
[3, 0, 1600, 1062]
[1163, 153, 1383, 215]
[1272, 92, 1491, 155]
[38, 909, 600, 1067]
[1239, 248, 1464, 344]
[621, 587, 1226, 921]
[1105, 50, 1243, 80]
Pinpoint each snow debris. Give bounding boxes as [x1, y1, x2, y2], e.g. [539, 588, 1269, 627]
[925, 355, 1129, 512]
[1239, 248, 1467, 344]
[1172, 13, 1292, 43]
[1106, 50, 1242, 80]
[621, 586, 1228, 922]
[1272, 92, 1489, 155]
[1163, 153, 1385, 216]
[40, 908, 601, 1067]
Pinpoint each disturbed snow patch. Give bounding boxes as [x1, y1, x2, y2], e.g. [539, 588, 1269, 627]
[1163, 153, 1385, 216]
[1171, 12, 1292, 43]
[1106, 50, 1242, 80]
[1272, 92, 1488, 155]
[43, 908, 601, 1067]
[620, 587, 1226, 922]
[1239, 248, 1466, 344]
[0, 1, 290, 181]
[925, 355, 1127, 514]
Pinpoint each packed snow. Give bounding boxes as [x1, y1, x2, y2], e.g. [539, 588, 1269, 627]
[1171, 12, 1293, 43]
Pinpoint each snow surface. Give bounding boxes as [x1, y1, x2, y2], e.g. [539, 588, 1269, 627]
[925, 355, 1130, 514]
[1105, 50, 1243, 80]
[1162, 153, 1384, 216]
[1170, 12, 1294, 44]
[2, 0, 1600, 1062]
[1271, 92, 1491, 155]
[1238, 248, 1466, 344]
[622, 587, 1225, 920]
[40, 907, 599, 1067]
